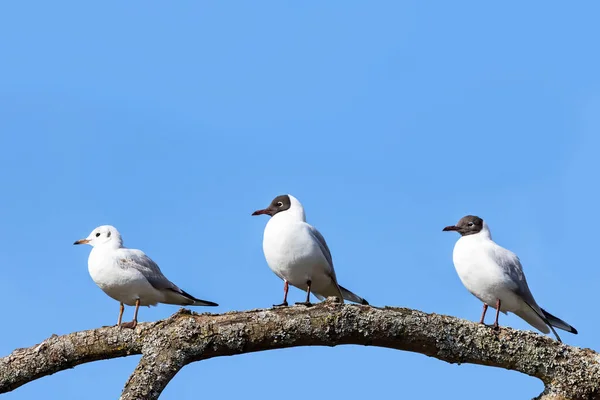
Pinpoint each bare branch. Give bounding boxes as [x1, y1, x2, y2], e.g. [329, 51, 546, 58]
[0, 325, 144, 393]
[120, 349, 185, 400]
[1, 300, 598, 399]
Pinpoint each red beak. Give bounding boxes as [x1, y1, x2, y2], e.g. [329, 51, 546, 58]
[252, 209, 271, 216]
[442, 225, 459, 232]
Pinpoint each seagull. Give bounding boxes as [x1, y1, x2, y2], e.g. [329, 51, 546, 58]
[252, 194, 368, 307]
[443, 215, 577, 342]
[74, 225, 218, 328]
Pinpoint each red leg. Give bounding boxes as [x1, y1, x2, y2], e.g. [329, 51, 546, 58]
[273, 281, 289, 307]
[295, 280, 313, 306]
[121, 299, 140, 329]
[117, 303, 125, 327]
[479, 303, 488, 324]
[493, 299, 501, 329]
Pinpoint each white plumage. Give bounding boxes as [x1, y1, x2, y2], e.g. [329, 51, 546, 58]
[75, 225, 217, 327]
[253, 194, 368, 305]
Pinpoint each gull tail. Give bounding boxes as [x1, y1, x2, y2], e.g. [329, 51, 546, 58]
[517, 301, 576, 343]
[166, 288, 219, 307]
[514, 304, 550, 334]
[339, 285, 369, 305]
[541, 308, 578, 334]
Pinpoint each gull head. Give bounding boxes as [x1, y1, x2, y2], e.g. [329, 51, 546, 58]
[443, 215, 484, 236]
[252, 194, 292, 217]
[252, 194, 305, 221]
[74, 225, 123, 248]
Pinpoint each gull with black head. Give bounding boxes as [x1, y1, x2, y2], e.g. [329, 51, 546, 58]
[443, 215, 577, 342]
[252, 194, 368, 307]
[74, 225, 218, 328]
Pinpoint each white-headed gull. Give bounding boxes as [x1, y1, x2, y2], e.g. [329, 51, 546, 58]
[74, 225, 217, 328]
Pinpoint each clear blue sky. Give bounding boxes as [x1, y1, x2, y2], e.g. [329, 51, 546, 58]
[1, 2, 598, 399]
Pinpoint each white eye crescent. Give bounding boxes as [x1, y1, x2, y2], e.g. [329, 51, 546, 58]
[277, 201, 283, 207]
[468, 222, 474, 227]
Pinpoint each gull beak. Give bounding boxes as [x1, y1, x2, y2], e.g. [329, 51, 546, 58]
[73, 239, 90, 245]
[252, 209, 271, 216]
[442, 225, 459, 232]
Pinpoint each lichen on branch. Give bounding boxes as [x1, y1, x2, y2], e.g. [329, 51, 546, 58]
[0, 299, 598, 400]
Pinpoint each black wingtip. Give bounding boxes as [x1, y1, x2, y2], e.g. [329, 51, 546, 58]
[570, 327, 578, 335]
[177, 288, 218, 307]
[361, 299, 369, 306]
[192, 297, 218, 307]
[540, 307, 578, 335]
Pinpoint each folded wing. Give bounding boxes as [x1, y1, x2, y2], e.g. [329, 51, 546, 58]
[117, 249, 218, 307]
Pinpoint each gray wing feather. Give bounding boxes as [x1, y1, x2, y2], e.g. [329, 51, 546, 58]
[115, 249, 218, 307]
[307, 225, 338, 282]
[117, 249, 177, 291]
[492, 246, 539, 308]
[491, 244, 577, 340]
[306, 225, 367, 304]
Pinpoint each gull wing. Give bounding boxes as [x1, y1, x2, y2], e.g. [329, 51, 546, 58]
[490, 245, 537, 306]
[306, 224, 338, 282]
[116, 249, 176, 291]
[115, 248, 218, 307]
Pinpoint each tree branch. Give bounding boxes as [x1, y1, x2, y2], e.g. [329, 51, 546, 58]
[120, 349, 185, 400]
[0, 325, 144, 393]
[1, 299, 598, 399]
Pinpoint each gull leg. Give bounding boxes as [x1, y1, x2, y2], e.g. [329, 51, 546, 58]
[479, 303, 488, 324]
[549, 325, 562, 343]
[295, 280, 313, 306]
[121, 299, 140, 329]
[493, 299, 501, 330]
[273, 281, 289, 307]
[117, 303, 125, 327]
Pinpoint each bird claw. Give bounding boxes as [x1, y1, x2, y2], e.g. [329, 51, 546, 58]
[295, 301, 313, 307]
[273, 301, 288, 308]
[120, 321, 138, 329]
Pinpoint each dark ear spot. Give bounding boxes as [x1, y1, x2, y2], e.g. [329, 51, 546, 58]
[107, 231, 112, 238]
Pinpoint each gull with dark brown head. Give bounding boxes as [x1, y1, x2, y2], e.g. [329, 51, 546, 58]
[252, 194, 368, 307]
[74, 225, 218, 328]
[443, 215, 577, 342]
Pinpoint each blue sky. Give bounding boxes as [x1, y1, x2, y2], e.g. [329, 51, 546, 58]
[1, 1, 599, 399]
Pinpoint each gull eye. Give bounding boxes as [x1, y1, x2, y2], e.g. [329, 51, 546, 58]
[95, 232, 101, 237]
[277, 201, 283, 207]
[468, 222, 474, 227]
